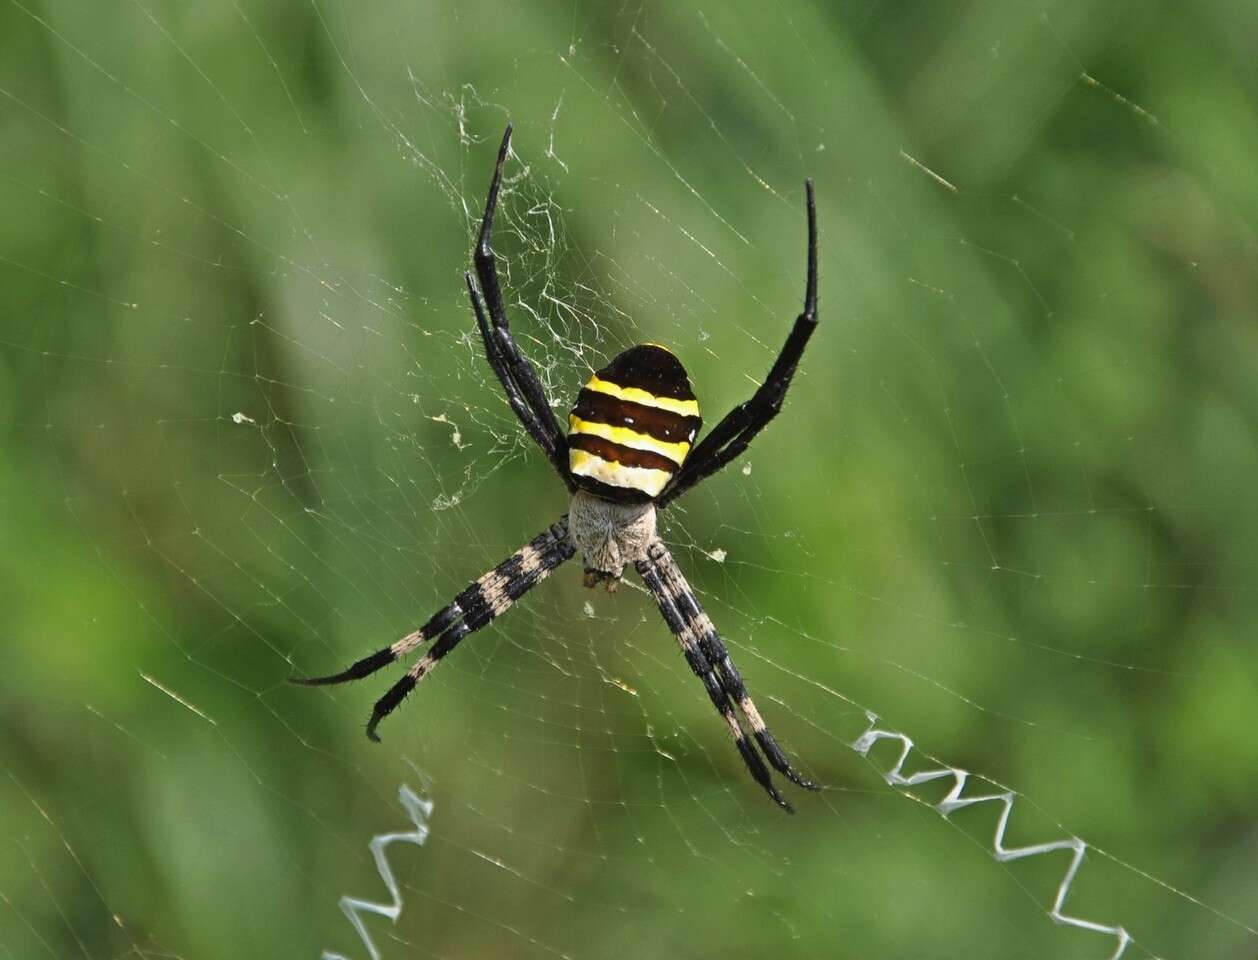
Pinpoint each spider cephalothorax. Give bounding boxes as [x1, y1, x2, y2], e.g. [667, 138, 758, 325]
[568, 491, 656, 591]
[293, 124, 820, 812]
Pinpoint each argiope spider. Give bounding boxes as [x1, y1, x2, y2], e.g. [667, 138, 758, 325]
[293, 124, 820, 812]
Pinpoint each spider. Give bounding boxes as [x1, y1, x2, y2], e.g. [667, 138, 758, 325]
[293, 124, 820, 812]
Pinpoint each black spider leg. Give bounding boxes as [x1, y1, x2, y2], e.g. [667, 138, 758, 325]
[648, 542, 819, 794]
[290, 519, 576, 741]
[466, 275, 567, 481]
[636, 542, 794, 813]
[656, 180, 818, 508]
[465, 123, 574, 491]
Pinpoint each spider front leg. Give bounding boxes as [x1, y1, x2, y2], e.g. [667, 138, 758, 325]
[650, 544, 818, 792]
[466, 124, 574, 490]
[636, 547, 793, 812]
[290, 519, 576, 741]
[636, 541, 816, 812]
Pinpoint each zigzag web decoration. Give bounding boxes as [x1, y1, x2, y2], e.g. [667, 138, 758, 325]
[316, 728, 1141, 958]
[321, 772, 435, 960]
[853, 711, 1133, 959]
[316, 729, 1144, 958]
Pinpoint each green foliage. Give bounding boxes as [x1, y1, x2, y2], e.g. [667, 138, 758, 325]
[2, 2, 1256, 958]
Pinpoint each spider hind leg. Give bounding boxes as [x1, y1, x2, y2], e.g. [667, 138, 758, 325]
[655, 181, 818, 509]
[465, 124, 574, 491]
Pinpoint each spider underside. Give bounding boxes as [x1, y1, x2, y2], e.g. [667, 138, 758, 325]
[293, 124, 821, 813]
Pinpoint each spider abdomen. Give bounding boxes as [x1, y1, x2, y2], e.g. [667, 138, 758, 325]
[567, 344, 702, 501]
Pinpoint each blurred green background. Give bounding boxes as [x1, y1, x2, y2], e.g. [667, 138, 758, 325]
[3, 1, 1257, 957]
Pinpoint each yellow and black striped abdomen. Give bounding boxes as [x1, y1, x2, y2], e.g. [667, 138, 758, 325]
[568, 344, 702, 501]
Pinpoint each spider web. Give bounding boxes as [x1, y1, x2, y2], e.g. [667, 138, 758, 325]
[2, 2, 1257, 958]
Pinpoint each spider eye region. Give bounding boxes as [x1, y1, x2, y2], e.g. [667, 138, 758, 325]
[567, 344, 702, 501]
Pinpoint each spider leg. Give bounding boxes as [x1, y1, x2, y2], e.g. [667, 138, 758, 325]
[287, 599, 459, 687]
[366, 528, 575, 741]
[290, 519, 576, 741]
[636, 542, 795, 813]
[656, 181, 817, 508]
[466, 273, 567, 478]
[468, 123, 574, 490]
[648, 543, 819, 792]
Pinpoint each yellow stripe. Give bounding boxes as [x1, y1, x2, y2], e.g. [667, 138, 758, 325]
[569, 449, 672, 497]
[568, 414, 690, 465]
[585, 374, 700, 417]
